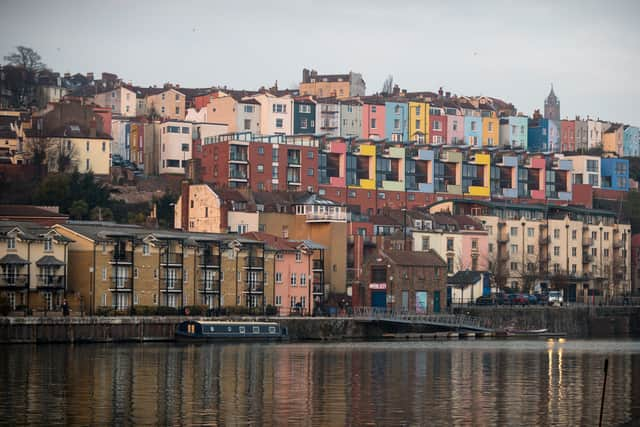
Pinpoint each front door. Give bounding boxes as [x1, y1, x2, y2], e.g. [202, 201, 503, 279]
[401, 291, 409, 312]
[371, 291, 386, 308]
[434, 291, 441, 313]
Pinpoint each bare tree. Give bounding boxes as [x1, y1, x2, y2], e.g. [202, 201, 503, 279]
[381, 75, 394, 95]
[4, 46, 46, 71]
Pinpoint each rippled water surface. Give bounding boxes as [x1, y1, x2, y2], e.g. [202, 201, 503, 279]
[1, 340, 640, 426]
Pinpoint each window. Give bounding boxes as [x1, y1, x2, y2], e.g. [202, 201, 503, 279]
[275, 272, 282, 283]
[86, 141, 90, 152]
[447, 256, 454, 273]
[527, 245, 534, 254]
[244, 105, 254, 113]
[394, 119, 400, 129]
[273, 104, 286, 113]
[415, 120, 421, 129]
[422, 237, 430, 250]
[488, 243, 494, 253]
[572, 230, 577, 240]
[553, 263, 560, 273]
[143, 244, 150, 256]
[554, 246, 560, 256]
[307, 151, 314, 159]
[295, 251, 302, 262]
[299, 104, 311, 113]
[102, 267, 107, 281]
[554, 229, 560, 239]
[510, 227, 518, 237]
[511, 262, 518, 271]
[447, 238, 454, 251]
[511, 244, 518, 255]
[244, 119, 251, 130]
[371, 106, 377, 113]
[604, 248, 609, 257]
[604, 232, 609, 241]
[276, 253, 284, 261]
[300, 273, 307, 286]
[433, 120, 441, 131]
[44, 239, 52, 252]
[7, 237, 15, 250]
[472, 239, 478, 250]
[102, 141, 106, 152]
[86, 159, 90, 171]
[257, 164, 264, 173]
[300, 118, 308, 129]
[415, 106, 421, 115]
[290, 273, 297, 286]
[181, 143, 189, 152]
[134, 268, 139, 279]
[307, 168, 314, 176]
[371, 118, 377, 129]
[488, 122, 493, 132]
[275, 295, 282, 306]
[471, 121, 477, 131]
[275, 118, 283, 128]
[571, 247, 577, 257]
[176, 106, 180, 115]
[527, 227, 535, 237]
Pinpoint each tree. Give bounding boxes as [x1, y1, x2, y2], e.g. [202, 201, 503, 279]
[69, 200, 89, 220]
[4, 46, 46, 71]
[54, 141, 78, 173]
[381, 75, 394, 95]
[90, 207, 113, 221]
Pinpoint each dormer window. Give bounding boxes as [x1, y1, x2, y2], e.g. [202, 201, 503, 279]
[44, 239, 52, 252]
[7, 238, 16, 250]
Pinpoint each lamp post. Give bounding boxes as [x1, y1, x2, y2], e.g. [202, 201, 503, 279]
[402, 208, 407, 251]
[169, 203, 176, 230]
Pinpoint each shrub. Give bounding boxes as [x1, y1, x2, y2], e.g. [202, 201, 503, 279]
[131, 305, 156, 316]
[183, 305, 207, 316]
[156, 306, 179, 316]
[0, 295, 10, 316]
[95, 306, 115, 316]
[265, 305, 278, 316]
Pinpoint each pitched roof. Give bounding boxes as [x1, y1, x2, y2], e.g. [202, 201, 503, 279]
[448, 270, 482, 285]
[0, 254, 29, 265]
[46, 123, 112, 140]
[383, 249, 446, 267]
[35, 255, 65, 266]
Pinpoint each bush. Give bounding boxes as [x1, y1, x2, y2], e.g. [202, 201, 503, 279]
[183, 305, 207, 316]
[95, 306, 115, 316]
[131, 305, 156, 316]
[156, 306, 179, 316]
[0, 295, 10, 316]
[265, 305, 278, 316]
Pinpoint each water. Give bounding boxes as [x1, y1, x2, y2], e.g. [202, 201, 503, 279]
[1, 340, 639, 426]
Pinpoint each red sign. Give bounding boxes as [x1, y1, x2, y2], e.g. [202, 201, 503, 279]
[369, 283, 387, 290]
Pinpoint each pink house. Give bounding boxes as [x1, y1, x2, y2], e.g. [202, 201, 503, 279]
[446, 114, 464, 145]
[243, 232, 325, 316]
[528, 156, 547, 200]
[361, 98, 386, 140]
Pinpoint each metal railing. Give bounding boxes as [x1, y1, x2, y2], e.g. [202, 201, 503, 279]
[351, 306, 493, 331]
[0, 275, 29, 288]
[37, 275, 65, 288]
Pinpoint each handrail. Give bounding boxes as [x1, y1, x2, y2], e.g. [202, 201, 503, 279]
[351, 306, 493, 330]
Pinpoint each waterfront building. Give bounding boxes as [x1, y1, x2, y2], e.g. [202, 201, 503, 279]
[408, 100, 429, 143]
[601, 157, 629, 191]
[428, 104, 447, 145]
[201, 92, 262, 134]
[587, 118, 606, 150]
[243, 231, 326, 315]
[385, 100, 409, 142]
[528, 117, 561, 152]
[0, 221, 70, 312]
[42, 123, 112, 175]
[360, 249, 447, 312]
[561, 119, 576, 152]
[428, 199, 632, 301]
[574, 118, 589, 152]
[623, 125, 640, 157]
[316, 97, 340, 137]
[448, 270, 489, 304]
[632, 234, 640, 294]
[139, 86, 186, 120]
[0, 205, 68, 226]
[299, 68, 365, 99]
[251, 92, 295, 136]
[603, 124, 624, 156]
[361, 97, 386, 140]
[54, 222, 271, 313]
[339, 99, 363, 138]
[293, 96, 316, 134]
[564, 155, 601, 188]
[481, 108, 499, 147]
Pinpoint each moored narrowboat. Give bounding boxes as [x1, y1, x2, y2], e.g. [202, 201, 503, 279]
[176, 320, 285, 341]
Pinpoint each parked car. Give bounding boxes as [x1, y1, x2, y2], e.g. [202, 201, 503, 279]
[534, 293, 549, 305]
[475, 296, 494, 306]
[548, 291, 564, 306]
[508, 293, 529, 306]
[494, 293, 508, 305]
[527, 294, 538, 305]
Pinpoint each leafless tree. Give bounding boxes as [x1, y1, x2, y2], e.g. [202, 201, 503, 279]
[3, 46, 46, 71]
[381, 75, 394, 95]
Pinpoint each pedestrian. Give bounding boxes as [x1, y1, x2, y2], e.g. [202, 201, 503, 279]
[62, 299, 70, 317]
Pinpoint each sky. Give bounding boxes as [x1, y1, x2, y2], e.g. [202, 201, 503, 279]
[1, 0, 638, 125]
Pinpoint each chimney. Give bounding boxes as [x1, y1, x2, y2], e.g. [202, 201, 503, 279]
[392, 84, 400, 96]
[311, 69, 318, 79]
[180, 180, 190, 231]
[445, 91, 451, 98]
[87, 72, 94, 81]
[438, 87, 444, 98]
[302, 68, 310, 83]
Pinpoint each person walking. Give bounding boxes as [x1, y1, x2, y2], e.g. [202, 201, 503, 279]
[62, 299, 70, 317]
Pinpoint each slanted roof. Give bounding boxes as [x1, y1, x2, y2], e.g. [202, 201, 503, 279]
[0, 205, 69, 220]
[35, 255, 65, 266]
[0, 253, 29, 265]
[448, 270, 482, 285]
[383, 250, 446, 267]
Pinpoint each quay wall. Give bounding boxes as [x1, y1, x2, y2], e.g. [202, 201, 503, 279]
[0, 307, 638, 343]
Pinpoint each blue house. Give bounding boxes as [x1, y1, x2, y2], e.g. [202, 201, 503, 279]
[528, 118, 561, 152]
[601, 158, 629, 191]
[499, 116, 528, 149]
[293, 98, 316, 134]
[623, 125, 640, 157]
[464, 116, 482, 146]
[385, 101, 408, 142]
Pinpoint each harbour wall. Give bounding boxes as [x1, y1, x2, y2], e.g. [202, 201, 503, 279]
[0, 307, 638, 344]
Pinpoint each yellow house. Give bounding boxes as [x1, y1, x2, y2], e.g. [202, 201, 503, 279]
[0, 221, 70, 312]
[144, 87, 186, 120]
[408, 101, 429, 143]
[465, 153, 491, 197]
[350, 143, 376, 190]
[482, 116, 499, 147]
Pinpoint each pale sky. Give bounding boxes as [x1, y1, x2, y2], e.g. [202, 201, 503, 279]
[1, 0, 638, 125]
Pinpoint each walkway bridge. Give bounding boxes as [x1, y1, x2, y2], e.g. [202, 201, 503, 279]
[351, 307, 494, 333]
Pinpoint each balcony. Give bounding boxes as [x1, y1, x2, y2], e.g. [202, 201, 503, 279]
[199, 255, 220, 267]
[613, 239, 623, 249]
[313, 260, 323, 271]
[539, 235, 550, 245]
[313, 284, 324, 295]
[229, 170, 248, 180]
[229, 152, 248, 162]
[159, 279, 182, 292]
[110, 251, 133, 264]
[245, 257, 264, 269]
[287, 156, 301, 166]
[199, 280, 220, 294]
[37, 275, 65, 289]
[306, 211, 348, 223]
[497, 233, 509, 243]
[160, 252, 183, 265]
[110, 278, 132, 292]
[0, 274, 28, 289]
[582, 237, 593, 247]
[582, 253, 593, 263]
[244, 283, 264, 294]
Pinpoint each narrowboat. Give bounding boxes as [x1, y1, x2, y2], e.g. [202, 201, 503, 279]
[176, 320, 285, 342]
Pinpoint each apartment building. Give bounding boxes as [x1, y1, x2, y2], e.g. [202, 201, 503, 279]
[93, 85, 138, 117]
[0, 221, 70, 312]
[299, 68, 366, 99]
[428, 199, 632, 301]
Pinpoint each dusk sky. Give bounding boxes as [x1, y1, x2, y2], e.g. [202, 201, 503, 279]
[1, 0, 638, 125]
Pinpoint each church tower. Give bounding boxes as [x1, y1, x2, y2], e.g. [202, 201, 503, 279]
[544, 84, 560, 121]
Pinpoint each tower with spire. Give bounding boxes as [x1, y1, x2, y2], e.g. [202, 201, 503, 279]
[544, 84, 560, 121]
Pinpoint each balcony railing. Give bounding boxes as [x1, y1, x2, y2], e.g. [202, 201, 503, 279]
[199, 255, 220, 267]
[160, 252, 183, 265]
[229, 170, 248, 179]
[245, 257, 264, 269]
[199, 280, 220, 293]
[159, 279, 182, 291]
[244, 283, 264, 294]
[110, 251, 133, 264]
[37, 275, 65, 288]
[497, 234, 509, 243]
[110, 277, 132, 291]
[613, 239, 623, 249]
[582, 253, 593, 263]
[582, 237, 593, 246]
[313, 260, 323, 271]
[539, 235, 550, 245]
[306, 211, 348, 222]
[313, 284, 324, 295]
[0, 274, 28, 288]
[287, 156, 301, 166]
[229, 152, 248, 162]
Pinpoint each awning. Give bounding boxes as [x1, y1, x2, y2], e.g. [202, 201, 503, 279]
[0, 254, 29, 265]
[36, 255, 65, 266]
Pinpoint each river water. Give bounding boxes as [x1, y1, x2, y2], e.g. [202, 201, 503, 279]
[1, 340, 639, 426]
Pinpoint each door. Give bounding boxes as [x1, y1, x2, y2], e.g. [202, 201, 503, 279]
[415, 291, 428, 314]
[434, 291, 441, 313]
[401, 291, 409, 312]
[371, 291, 387, 309]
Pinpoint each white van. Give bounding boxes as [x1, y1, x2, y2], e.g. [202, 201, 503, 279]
[548, 291, 563, 306]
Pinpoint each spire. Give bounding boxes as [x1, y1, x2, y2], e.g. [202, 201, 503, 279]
[548, 83, 556, 99]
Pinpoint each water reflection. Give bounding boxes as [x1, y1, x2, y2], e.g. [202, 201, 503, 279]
[0, 340, 639, 425]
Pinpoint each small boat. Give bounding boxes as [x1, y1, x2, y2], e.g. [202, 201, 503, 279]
[505, 327, 549, 335]
[176, 320, 285, 342]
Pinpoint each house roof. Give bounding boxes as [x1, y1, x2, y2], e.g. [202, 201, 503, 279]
[383, 249, 446, 267]
[0, 253, 29, 265]
[45, 123, 113, 140]
[0, 205, 69, 221]
[35, 255, 65, 266]
[0, 220, 71, 242]
[448, 270, 482, 285]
